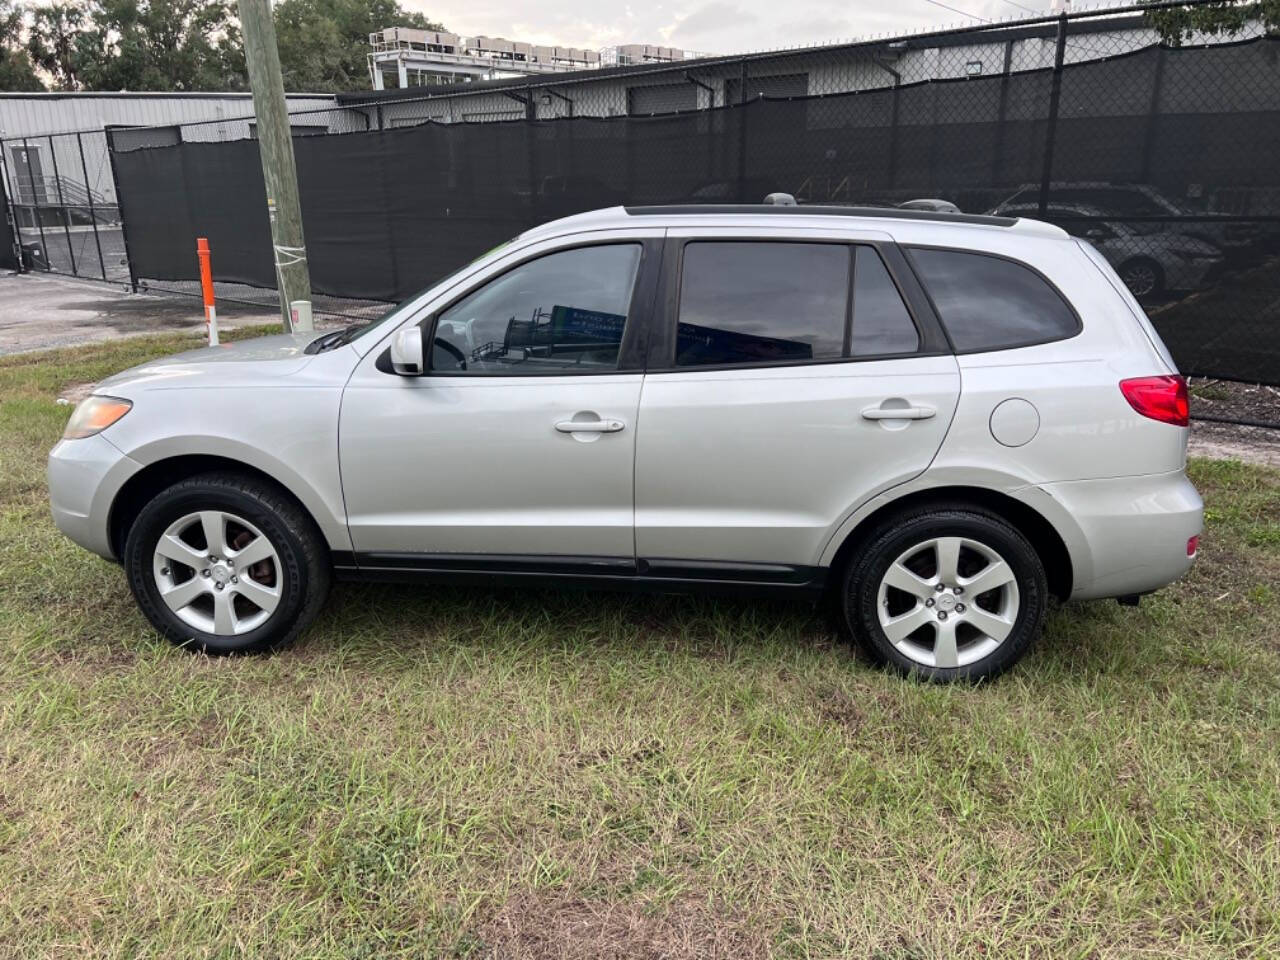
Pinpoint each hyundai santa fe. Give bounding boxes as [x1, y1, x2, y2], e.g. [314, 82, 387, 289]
[48, 203, 1203, 680]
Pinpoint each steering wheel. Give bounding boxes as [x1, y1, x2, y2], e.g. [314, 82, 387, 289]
[432, 337, 467, 372]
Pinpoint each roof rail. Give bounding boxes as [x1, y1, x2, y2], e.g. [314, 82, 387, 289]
[623, 204, 1019, 227]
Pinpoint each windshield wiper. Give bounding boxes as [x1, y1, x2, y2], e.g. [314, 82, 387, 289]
[307, 323, 366, 354]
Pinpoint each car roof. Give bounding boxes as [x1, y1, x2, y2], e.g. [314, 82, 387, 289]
[1002, 201, 1110, 217]
[519, 204, 1069, 243]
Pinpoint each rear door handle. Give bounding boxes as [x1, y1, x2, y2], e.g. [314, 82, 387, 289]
[555, 418, 625, 433]
[861, 404, 937, 421]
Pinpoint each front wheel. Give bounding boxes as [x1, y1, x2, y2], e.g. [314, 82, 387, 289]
[124, 473, 330, 654]
[843, 507, 1047, 681]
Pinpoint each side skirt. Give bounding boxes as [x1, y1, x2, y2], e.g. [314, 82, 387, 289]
[331, 551, 828, 598]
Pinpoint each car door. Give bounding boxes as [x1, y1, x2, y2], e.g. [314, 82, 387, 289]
[634, 228, 961, 577]
[339, 232, 662, 569]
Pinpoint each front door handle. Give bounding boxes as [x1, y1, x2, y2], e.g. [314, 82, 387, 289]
[555, 418, 625, 433]
[861, 404, 937, 421]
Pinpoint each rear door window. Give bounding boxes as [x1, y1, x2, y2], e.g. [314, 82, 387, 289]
[675, 242, 848, 366]
[850, 246, 919, 356]
[907, 248, 1079, 352]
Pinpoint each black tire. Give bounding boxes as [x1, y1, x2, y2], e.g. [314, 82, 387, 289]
[1118, 257, 1164, 299]
[842, 506, 1047, 682]
[123, 472, 330, 654]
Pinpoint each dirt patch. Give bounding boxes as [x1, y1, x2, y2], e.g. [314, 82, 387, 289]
[477, 892, 769, 960]
[1188, 377, 1280, 427]
[57, 381, 98, 404]
[1189, 420, 1280, 469]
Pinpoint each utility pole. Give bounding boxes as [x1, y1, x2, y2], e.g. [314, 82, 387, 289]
[238, 0, 310, 331]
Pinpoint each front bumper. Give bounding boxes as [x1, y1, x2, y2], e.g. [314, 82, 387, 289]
[48, 434, 142, 561]
[1043, 470, 1203, 601]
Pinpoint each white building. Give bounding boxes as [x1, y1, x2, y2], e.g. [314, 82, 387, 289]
[342, 12, 1172, 125]
[366, 28, 702, 91]
[368, 28, 610, 90]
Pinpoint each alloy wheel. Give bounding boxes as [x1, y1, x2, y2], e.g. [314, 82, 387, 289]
[1121, 262, 1158, 298]
[151, 510, 282, 636]
[875, 535, 1020, 669]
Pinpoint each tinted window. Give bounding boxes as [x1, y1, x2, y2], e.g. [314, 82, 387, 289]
[851, 247, 919, 356]
[909, 249, 1078, 352]
[432, 244, 641, 374]
[676, 242, 848, 366]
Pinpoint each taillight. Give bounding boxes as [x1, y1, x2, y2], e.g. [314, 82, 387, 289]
[1120, 375, 1189, 427]
[1187, 535, 1199, 557]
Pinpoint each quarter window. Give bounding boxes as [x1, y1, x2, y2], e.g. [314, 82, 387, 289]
[909, 248, 1079, 352]
[851, 246, 919, 356]
[431, 244, 641, 374]
[675, 242, 848, 367]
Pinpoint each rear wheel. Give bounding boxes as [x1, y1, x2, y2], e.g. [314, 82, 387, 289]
[124, 473, 330, 654]
[843, 507, 1047, 681]
[1118, 257, 1163, 299]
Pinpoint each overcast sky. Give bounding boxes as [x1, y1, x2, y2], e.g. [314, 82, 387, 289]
[406, 0, 1070, 55]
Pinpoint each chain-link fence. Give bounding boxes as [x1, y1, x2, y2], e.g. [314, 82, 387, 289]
[2, 0, 1277, 410]
[0, 129, 127, 284]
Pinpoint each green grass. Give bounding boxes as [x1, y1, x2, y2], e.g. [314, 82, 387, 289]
[2, 332, 1279, 959]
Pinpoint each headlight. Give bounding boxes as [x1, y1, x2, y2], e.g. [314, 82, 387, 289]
[63, 396, 132, 440]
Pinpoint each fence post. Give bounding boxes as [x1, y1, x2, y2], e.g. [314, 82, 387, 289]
[104, 128, 139, 292]
[0, 142, 25, 272]
[886, 78, 901, 191]
[736, 62, 748, 201]
[525, 85, 538, 222]
[75, 132, 107, 280]
[1037, 12, 1068, 217]
[46, 135, 78, 276]
[377, 131, 400, 300]
[993, 39, 1014, 188]
[1139, 46, 1167, 183]
[20, 138, 50, 269]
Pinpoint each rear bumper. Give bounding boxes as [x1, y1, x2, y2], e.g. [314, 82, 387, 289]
[1043, 470, 1203, 601]
[48, 434, 141, 561]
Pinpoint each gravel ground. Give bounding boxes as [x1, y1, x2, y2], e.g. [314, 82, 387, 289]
[0, 272, 311, 356]
[1189, 420, 1280, 468]
[1188, 376, 1280, 428]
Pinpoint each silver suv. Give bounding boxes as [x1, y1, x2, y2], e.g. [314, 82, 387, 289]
[48, 204, 1203, 680]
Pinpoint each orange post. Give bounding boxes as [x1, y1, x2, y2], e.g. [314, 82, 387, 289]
[196, 237, 219, 346]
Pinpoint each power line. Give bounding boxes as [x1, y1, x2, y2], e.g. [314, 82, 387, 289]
[998, 0, 1044, 14]
[918, 0, 991, 22]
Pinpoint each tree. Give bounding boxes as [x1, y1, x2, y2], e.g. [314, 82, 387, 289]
[273, 0, 444, 92]
[17, 0, 443, 92]
[0, 0, 43, 89]
[1143, 0, 1280, 45]
[25, 1, 85, 88]
[27, 0, 247, 91]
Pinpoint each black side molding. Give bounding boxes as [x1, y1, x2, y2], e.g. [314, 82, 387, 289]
[332, 551, 826, 596]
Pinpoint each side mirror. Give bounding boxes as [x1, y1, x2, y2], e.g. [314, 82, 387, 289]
[389, 326, 424, 376]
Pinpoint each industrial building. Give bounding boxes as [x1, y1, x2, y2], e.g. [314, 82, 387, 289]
[337, 12, 1163, 124]
[367, 29, 603, 89]
[366, 28, 693, 91]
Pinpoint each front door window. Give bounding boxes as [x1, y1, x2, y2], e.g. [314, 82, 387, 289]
[431, 244, 642, 374]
